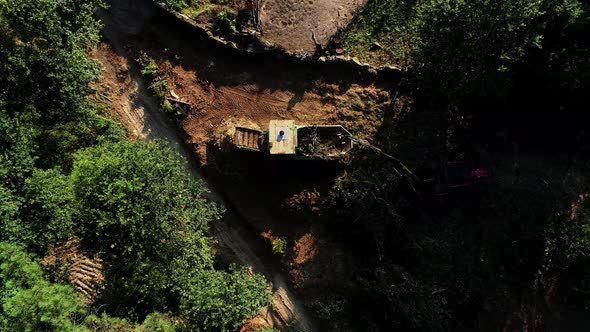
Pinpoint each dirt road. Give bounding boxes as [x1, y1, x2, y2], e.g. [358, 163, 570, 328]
[96, 0, 316, 330]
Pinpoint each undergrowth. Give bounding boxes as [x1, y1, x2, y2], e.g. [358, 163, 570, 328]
[160, 0, 241, 36]
[341, 0, 419, 67]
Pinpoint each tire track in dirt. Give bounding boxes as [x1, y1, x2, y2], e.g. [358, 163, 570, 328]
[221, 86, 292, 106]
[96, 1, 316, 330]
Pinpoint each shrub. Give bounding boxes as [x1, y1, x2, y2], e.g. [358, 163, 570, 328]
[161, 0, 189, 11]
[341, 0, 418, 66]
[138, 52, 159, 81]
[214, 10, 238, 35]
[0, 243, 86, 331]
[178, 268, 272, 332]
[138, 312, 177, 332]
[161, 99, 175, 114]
[71, 141, 220, 309]
[151, 80, 169, 99]
[272, 237, 286, 255]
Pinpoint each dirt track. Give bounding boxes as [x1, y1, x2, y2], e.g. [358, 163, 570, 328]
[96, 0, 316, 330]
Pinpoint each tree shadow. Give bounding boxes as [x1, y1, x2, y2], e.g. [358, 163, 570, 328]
[287, 90, 305, 111]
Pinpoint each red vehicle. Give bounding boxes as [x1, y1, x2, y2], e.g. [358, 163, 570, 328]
[426, 160, 491, 195]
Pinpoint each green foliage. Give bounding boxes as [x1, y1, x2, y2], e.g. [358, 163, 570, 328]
[545, 209, 590, 270]
[541, 208, 590, 309]
[159, 0, 238, 30]
[160, 0, 189, 11]
[214, 9, 238, 35]
[425, 0, 585, 103]
[138, 52, 159, 81]
[415, 0, 546, 98]
[343, 0, 584, 98]
[257, 328, 280, 332]
[151, 80, 169, 99]
[20, 169, 75, 251]
[272, 237, 286, 255]
[0, 0, 122, 179]
[82, 311, 178, 331]
[161, 99, 175, 114]
[0, 185, 21, 241]
[71, 140, 220, 308]
[0, 0, 122, 253]
[330, 157, 408, 234]
[381, 267, 449, 331]
[0, 103, 40, 188]
[342, 0, 419, 66]
[82, 313, 133, 331]
[1, 1, 270, 330]
[285, 320, 306, 332]
[0, 242, 86, 331]
[178, 267, 272, 332]
[71, 140, 218, 258]
[136, 312, 177, 332]
[297, 127, 321, 155]
[555, 210, 590, 265]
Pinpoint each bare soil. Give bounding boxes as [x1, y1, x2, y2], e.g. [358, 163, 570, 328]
[147, 47, 394, 163]
[260, 0, 367, 52]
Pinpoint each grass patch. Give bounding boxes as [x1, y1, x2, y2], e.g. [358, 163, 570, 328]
[341, 0, 419, 67]
[160, 0, 242, 36]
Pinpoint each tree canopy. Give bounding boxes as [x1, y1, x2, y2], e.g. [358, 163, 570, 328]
[0, 0, 272, 330]
[414, 0, 584, 100]
[0, 242, 85, 332]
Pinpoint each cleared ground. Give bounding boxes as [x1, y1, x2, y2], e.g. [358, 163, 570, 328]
[260, 0, 367, 52]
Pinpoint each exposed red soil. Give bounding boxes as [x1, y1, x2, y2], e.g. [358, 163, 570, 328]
[97, 2, 396, 166]
[292, 233, 319, 265]
[90, 44, 143, 140]
[157, 57, 391, 163]
[289, 233, 353, 291]
[260, 0, 367, 52]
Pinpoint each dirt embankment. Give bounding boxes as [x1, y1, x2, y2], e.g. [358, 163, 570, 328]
[121, 8, 396, 164]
